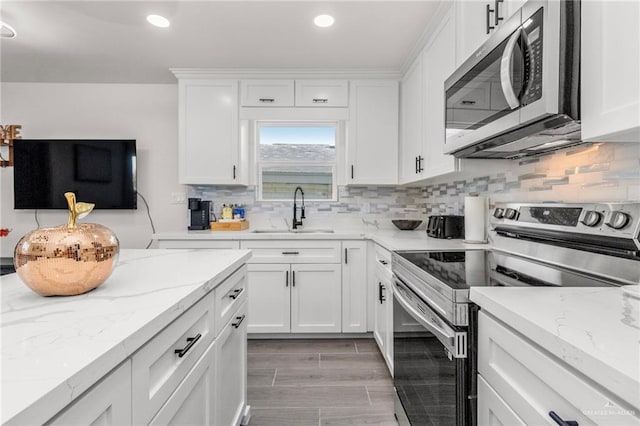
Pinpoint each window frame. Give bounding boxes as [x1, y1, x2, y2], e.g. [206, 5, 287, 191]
[256, 121, 339, 202]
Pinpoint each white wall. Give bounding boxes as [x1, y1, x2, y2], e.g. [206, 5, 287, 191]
[0, 83, 186, 256]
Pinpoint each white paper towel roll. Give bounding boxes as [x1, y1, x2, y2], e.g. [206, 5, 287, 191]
[464, 196, 487, 243]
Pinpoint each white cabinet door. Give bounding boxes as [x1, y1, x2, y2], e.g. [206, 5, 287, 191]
[149, 342, 216, 426]
[48, 361, 132, 426]
[399, 56, 424, 184]
[342, 241, 368, 333]
[246, 264, 291, 333]
[347, 80, 399, 185]
[291, 264, 342, 333]
[422, 7, 457, 179]
[295, 80, 349, 107]
[581, 0, 640, 142]
[477, 375, 526, 426]
[178, 79, 245, 185]
[240, 80, 295, 107]
[455, 0, 522, 66]
[373, 263, 393, 375]
[215, 300, 248, 426]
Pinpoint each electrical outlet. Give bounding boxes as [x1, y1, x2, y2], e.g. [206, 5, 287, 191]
[362, 202, 370, 213]
[171, 192, 187, 205]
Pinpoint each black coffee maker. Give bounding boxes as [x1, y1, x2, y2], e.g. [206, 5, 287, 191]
[188, 198, 212, 230]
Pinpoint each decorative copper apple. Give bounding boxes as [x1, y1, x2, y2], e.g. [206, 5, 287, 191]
[13, 192, 120, 296]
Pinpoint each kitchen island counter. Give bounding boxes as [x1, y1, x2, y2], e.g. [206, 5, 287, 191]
[471, 286, 640, 414]
[1, 249, 251, 425]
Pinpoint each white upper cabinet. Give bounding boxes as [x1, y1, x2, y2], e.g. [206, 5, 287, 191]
[347, 80, 399, 185]
[178, 79, 247, 185]
[399, 56, 424, 184]
[240, 79, 295, 107]
[295, 80, 349, 107]
[455, 0, 524, 66]
[422, 6, 458, 179]
[581, 0, 640, 142]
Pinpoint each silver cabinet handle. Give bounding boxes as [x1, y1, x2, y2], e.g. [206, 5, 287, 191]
[500, 29, 522, 109]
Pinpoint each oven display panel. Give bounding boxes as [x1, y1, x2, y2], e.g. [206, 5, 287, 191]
[517, 207, 583, 226]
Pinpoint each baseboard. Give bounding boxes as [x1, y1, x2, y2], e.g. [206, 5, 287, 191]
[248, 332, 374, 340]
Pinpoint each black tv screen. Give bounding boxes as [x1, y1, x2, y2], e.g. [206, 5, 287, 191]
[13, 139, 137, 209]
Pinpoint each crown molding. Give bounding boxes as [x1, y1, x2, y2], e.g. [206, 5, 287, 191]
[170, 68, 402, 80]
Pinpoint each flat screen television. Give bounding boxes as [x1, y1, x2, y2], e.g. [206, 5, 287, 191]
[13, 139, 137, 209]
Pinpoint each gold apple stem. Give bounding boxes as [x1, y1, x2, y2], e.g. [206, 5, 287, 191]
[65, 192, 77, 228]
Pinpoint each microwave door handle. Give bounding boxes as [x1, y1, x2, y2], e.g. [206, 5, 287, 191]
[500, 29, 522, 110]
[520, 28, 534, 101]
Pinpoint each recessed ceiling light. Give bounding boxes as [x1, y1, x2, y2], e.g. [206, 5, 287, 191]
[0, 21, 17, 38]
[314, 14, 334, 28]
[146, 14, 170, 28]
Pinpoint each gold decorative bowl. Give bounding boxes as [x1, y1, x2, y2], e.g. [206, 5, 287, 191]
[13, 193, 120, 296]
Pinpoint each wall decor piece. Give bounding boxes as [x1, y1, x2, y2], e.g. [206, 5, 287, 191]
[13, 192, 119, 296]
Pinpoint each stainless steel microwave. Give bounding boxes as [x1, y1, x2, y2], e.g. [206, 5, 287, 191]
[444, 0, 580, 159]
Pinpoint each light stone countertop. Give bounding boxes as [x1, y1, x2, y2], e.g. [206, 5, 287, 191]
[0, 249, 251, 425]
[470, 286, 640, 412]
[153, 228, 489, 252]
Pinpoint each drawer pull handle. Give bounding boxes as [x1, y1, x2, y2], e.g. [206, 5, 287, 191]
[312, 98, 328, 103]
[549, 411, 579, 426]
[379, 259, 388, 265]
[259, 98, 275, 103]
[229, 288, 244, 299]
[232, 314, 246, 328]
[174, 333, 202, 358]
[282, 251, 300, 255]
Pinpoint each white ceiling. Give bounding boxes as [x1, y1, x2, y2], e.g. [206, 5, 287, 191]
[0, 1, 442, 84]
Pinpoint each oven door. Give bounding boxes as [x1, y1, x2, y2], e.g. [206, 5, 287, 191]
[392, 277, 471, 426]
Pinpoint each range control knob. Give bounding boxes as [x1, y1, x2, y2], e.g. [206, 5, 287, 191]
[493, 208, 505, 219]
[504, 208, 518, 220]
[606, 211, 630, 230]
[581, 211, 602, 227]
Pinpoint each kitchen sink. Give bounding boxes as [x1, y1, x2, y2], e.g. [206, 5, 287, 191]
[250, 229, 334, 234]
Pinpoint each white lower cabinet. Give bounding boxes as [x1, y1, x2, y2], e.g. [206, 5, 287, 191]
[215, 300, 248, 426]
[246, 262, 341, 333]
[342, 241, 368, 333]
[246, 263, 291, 333]
[372, 244, 393, 374]
[149, 341, 216, 426]
[478, 311, 640, 426]
[291, 264, 342, 333]
[47, 266, 249, 426]
[48, 361, 132, 426]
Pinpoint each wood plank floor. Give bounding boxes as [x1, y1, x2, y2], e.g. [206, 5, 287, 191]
[247, 338, 398, 426]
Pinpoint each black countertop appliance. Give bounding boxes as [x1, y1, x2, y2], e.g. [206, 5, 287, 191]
[188, 198, 212, 230]
[427, 215, 465, 239]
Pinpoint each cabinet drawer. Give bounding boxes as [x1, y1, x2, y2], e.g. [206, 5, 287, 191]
[478, 312, 640, 425]
[240, 80, 294, 106]
[295, 80, 349, 107]
[156, 240, 240, 249]
[477, 375, 526, 426]
[240, 240, 341, 263]
[132, 291, 216, 425]
[48, 361, 132, 426]
[214, 265, 248, 335]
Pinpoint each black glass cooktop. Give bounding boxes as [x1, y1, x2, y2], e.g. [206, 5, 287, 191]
[395, 250, 488, 290]
[394, 249, 615, 290]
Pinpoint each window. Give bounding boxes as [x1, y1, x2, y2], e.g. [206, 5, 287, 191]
[257, 122, 337, 201]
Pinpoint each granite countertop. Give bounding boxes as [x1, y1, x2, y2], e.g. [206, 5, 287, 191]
[1, 249, 251, 425]
[153, 229, 489, 252]
[470, 286, 640, 411]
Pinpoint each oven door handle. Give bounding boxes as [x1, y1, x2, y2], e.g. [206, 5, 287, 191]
[500, 28, 522, 110]
[392, 279, 467, 359]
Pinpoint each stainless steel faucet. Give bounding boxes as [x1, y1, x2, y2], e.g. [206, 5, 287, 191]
[292, 186, 305, 229]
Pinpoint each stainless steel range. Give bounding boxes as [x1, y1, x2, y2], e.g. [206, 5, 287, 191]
[391, 202, 640, 426]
